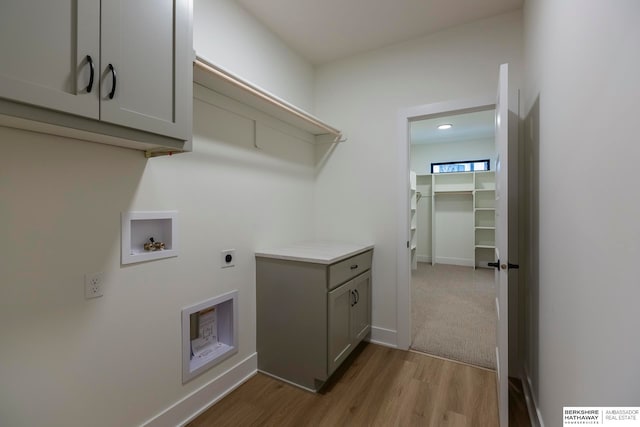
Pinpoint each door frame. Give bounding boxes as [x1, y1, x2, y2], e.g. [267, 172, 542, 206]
[395, 95, 495, 350]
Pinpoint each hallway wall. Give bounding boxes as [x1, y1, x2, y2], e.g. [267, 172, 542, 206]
[522, 0, 640, 424]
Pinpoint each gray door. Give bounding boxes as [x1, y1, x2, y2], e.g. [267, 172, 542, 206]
[0, 0, 100, 118]
[328, 280, 353, 375]
[350, 271, 371, 342]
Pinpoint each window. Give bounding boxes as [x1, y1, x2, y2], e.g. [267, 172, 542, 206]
[431, 159, 490, 174]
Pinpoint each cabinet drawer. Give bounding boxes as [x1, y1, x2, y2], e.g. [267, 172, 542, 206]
[328, 250, 372, 290]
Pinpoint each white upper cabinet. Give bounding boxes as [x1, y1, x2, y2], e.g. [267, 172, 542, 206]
[0, 0, 192, 155]
[0, 0, 100, 118]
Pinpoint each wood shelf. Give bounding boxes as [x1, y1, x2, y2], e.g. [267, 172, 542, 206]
[410, 171, 418, 270]
[475, 244, 496, 249]
[193, 55, 343, 142]
[434, 190, 473, 195]
[474, 171, 495, 268]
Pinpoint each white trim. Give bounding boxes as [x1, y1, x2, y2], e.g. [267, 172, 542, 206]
[416, 255, 432, 263]
[433, 257, 474, 267]
[396, 96, 495, 351]
[368, 326, 398, 348]
[522, 366, 545, 427]
[141, 352, 257, 427]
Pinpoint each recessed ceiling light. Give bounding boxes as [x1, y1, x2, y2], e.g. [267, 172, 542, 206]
[437, 124, 453, 130]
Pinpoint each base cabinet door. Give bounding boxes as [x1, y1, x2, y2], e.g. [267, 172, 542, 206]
[351, 271, 371, 342]
[328, 281, 353, 375]
[328, 270, 372, 376]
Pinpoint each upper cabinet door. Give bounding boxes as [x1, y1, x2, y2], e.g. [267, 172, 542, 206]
[0, 0, 100, 119]
[100, 0, 192, 140]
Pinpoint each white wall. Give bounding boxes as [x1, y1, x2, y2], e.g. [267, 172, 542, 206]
[0, 93, 316, 427]
[523, 0, 640, 424]
[194, 0, 315, 112]
[313, 11, 523, 340]
[410, 138, 495, 174]
[0, 1, 318, 425]
[433, 194, 474, 265]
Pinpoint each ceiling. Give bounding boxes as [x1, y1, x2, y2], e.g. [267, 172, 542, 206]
[236, 0, 523, 64]
[410, 109, 495, 145]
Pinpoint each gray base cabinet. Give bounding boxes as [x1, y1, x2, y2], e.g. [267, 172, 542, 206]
[256, 248, 372, 391]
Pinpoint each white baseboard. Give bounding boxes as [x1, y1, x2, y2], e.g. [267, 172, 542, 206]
[434, 257, 474, 267]
[522, 366, 544, 427]
[417, 255, 432, 263]
[142, 352, 257, 427]
[368, 326, 397, 348]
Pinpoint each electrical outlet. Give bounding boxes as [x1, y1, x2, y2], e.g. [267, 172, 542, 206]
[221, 249, 236, 268]
[85, 272, 104, 299]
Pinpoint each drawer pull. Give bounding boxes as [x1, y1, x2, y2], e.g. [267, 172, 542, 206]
[350, 264, 358, 270]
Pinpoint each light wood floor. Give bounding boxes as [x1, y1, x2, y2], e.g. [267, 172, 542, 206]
[189, 343, 505, 427]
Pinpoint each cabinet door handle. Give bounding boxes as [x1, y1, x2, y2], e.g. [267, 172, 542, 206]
[85, 55, 94, 93]
[350, 264, 358, 270]
[354, 289, 360, 304]
[107, 64, 117, 99]
[350, 290, 356, 307]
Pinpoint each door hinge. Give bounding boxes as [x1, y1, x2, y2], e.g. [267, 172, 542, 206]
[407, 241, 410, 249]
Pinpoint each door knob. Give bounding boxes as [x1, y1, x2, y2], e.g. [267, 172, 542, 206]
[489, 260, 519, 270]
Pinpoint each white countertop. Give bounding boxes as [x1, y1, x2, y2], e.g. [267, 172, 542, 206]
[255, 241, 374, 264]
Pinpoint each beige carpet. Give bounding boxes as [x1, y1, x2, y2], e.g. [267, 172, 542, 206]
[411, 263, 496, 369]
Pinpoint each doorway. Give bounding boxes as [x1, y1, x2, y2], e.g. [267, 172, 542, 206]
[396, 96, 496, 353]
[408, 109, 497, 368]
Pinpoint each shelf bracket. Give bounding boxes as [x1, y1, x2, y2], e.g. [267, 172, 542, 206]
[145, 149, 183, 158]
[315, 133, 347, 144]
